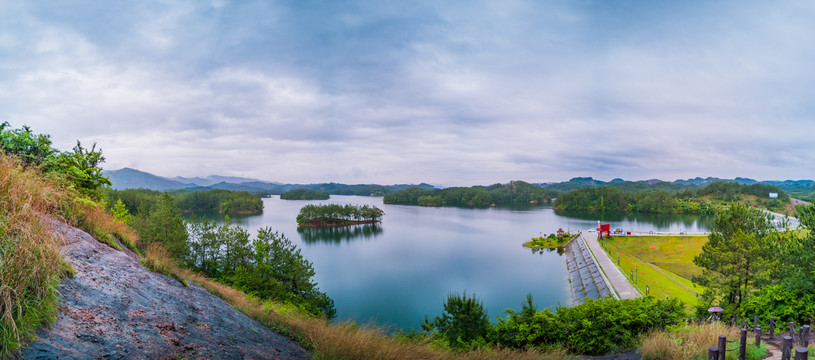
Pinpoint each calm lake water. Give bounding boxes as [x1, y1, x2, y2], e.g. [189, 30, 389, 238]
[192, 195, 712, 331]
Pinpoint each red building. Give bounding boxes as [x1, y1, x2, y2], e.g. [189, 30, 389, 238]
[597, 223, 611, 239]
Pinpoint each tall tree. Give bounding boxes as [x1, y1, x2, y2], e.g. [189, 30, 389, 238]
[693, 203, 773, 312]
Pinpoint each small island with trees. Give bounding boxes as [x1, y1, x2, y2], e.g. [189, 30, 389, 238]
[296, 204, 384, 227]
[523, 229, 575, 249]
[281, 188, 330, 200]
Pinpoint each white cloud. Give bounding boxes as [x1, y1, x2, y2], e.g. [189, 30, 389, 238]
[0, 0, 813, 185]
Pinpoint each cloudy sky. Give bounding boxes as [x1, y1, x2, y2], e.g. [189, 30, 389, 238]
[1, 1, 813, 186]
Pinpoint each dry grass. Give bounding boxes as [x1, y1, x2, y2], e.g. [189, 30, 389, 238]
[0, 154, 140, 357]
[0, 157, 64, 356]
[139, 243, 187, 286]
[639, 322, 747, 360]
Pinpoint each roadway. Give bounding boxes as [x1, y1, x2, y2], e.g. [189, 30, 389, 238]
[579, 230, 640, 300]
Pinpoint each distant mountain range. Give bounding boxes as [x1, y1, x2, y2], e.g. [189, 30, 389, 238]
[103, 168, 814, 200]
[102, 168, 436, 195]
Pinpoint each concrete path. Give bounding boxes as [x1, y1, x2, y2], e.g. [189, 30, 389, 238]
[579, 230, 640, 300]
[565, 235, 614, 304]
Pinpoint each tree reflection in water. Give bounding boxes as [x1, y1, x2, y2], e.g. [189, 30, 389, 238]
[297, 223, 383, 244]
[529, 246, 566, 256]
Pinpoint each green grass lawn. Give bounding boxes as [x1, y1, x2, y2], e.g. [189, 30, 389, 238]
[600, 235, 709, 309]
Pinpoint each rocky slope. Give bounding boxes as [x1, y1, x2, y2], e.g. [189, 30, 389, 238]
[21, 218, 310, 359]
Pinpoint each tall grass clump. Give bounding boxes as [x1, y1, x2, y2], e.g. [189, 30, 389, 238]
[639, 322, 768, 360]
[0, 157, 64, 357]
[0, 154, 138, 357]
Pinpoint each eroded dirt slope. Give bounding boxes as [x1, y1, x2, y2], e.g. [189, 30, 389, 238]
[21, 218, 310, 360]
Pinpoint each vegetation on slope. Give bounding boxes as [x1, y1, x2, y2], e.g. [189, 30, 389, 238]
[280, 188, 330, 200]
[0, 123, 137, 356]
[554, 181, 790, 214]
[384, 181, 559, 207]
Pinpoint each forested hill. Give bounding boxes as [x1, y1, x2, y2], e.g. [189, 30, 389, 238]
[553, 181, 791, 214]
[383, 181, 559, 207]
[541, 176, 814, 201]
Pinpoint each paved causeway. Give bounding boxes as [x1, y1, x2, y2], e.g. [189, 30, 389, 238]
[564, 233, 614, 304]
[579, 230, 640, 300]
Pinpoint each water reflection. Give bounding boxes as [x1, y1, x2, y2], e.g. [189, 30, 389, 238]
[181, 212, 260, 227]
[527, 246, 566, 256]
[554, 210, 713, 233]
[297, 223, 383, 244]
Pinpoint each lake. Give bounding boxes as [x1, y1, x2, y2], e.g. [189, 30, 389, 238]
[192, 195, 712, 331]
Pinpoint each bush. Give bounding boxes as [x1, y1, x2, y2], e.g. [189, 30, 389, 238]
[490, 296, 685, 355]
[423, 292, 491, 348]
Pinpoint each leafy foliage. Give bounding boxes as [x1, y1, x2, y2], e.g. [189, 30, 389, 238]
[296, 204, 384, 226]
[423, 292, 491, 348]
[692, 204, 773, 313]
[173, 189, 263, 213]
[554, 181, 791, 214]
[186, 217, 335, 318]
[384, 181, 559, 207]
[423, 293, 685, 355]
[132, 193, 190, 259]
[280, 189, 330, 200]
[0, 122, 111, 199]
[492, 296, 684, 355]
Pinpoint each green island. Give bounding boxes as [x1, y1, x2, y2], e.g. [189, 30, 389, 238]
[523, 229, 575, 248]
[383, 180, 559, 207]
[296, 203, 384, 227]
[280, 188, 330, 200]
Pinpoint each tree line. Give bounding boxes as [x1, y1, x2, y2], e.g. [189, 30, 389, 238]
[553, 181, 790, 214]
[296, 204, 384, 226]
[173, 189, 263, 213]
[280, 188, 330, 200]
[105, 188, 263, 215]
[383, 181, 559, 207]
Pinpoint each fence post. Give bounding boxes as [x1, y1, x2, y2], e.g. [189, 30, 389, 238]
[770, 317, 776, 340]
[784, 336, 793, 360]
[791, 321, 796, 339]
[755, 315, 759, 328]
[795, 347, 808, 360]
[718, 335, 727, 360]
[708, 346, 719, 360]
[745, 319, 750, 329]
[756, 325, 762, 347]
[740, 328, 747, 360]
[802, 325, 810, 348]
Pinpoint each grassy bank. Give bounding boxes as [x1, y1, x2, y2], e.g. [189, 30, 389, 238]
[600, 235, 708, 309]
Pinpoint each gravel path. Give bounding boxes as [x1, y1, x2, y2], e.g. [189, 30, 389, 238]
[21, 218, 310, 360]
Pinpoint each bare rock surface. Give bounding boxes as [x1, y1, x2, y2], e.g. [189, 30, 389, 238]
[22, 218, 310, 360]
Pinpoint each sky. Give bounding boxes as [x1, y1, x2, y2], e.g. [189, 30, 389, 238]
[1, 1, 813, 186]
